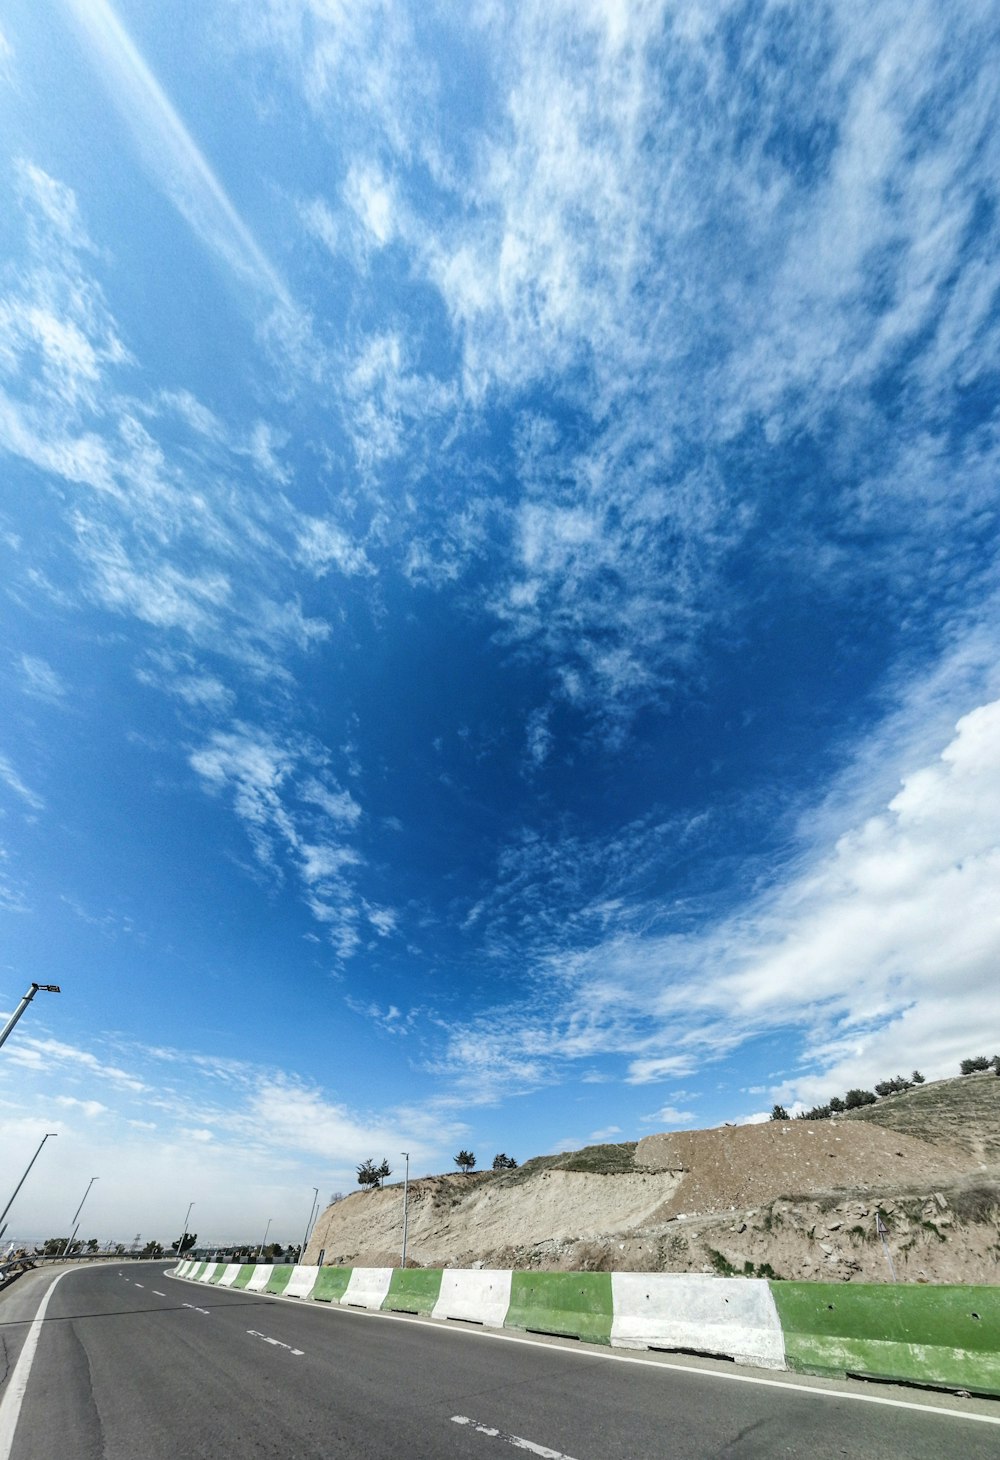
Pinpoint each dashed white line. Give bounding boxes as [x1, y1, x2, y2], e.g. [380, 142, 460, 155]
[152, 1290, 166, 1297]
[246, 1329, 304, 1356]
[133, 1283, 144, 1289]
[452, 1416, 577, 1459]
[182, 1302, 211, 1316]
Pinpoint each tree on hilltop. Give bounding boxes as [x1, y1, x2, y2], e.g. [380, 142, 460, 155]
[356, 1159, 380, 1190]
[454, 1149, 476, 1174]
[492, 1153, 518, 1170]
[377, 1159, 392, 1187]
[769, 1104, 789, 1121]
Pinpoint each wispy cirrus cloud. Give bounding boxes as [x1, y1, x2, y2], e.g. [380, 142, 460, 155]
[58, 0, 292, 318]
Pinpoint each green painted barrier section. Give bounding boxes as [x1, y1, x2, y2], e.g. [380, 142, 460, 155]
[230, 1264, 256, 1290]
[204, 1263, 226, 1284]
[770, 1282, 1000, 1396]
[312, 1267, 353, 1303]
[265, 1265, 294, 1295]
[189, 1261, 207, 1282]
[506, 1272, 613, 1345]
[382, 1268, 443, 1314]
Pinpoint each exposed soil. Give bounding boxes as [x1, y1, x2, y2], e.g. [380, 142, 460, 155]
[305, 1074, 1000, 1282]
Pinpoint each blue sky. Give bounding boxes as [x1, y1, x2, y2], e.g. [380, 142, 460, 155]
[1, 0, 998, 1248]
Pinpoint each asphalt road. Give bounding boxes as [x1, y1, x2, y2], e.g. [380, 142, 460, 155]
[0, 1263, 997, 1459]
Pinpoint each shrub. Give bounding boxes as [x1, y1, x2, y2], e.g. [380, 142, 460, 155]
[911, 1070, 925, 1083]
[844, 1088, 876, 1109]
[796, 1103, 831, 1120]
[770, 1104, 789, 1121]
[874, 1075, 913, 1096]
[492, 1153, 518, 1170]
[829, 1096, 845, 1112]
[959, 1056, 993, 1075]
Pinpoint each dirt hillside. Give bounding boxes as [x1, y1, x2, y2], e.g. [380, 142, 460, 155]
[305, 1074, 1000, 1283]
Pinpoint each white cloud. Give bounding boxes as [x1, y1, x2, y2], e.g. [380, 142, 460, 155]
[58, 0, 292, 314]
[18, 655, 67, 703]
[0, 751, 43, 811]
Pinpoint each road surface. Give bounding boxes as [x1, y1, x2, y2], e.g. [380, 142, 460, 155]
[0, 1263, 997, 1458]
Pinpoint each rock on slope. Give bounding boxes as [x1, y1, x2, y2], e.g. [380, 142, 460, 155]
[305, 1074, 999, 1282]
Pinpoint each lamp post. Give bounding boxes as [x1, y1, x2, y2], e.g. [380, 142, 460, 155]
[0, 984, 61, 1052]
[177, 1200, 195, 1262]
[0, 1133, 58, 1233]
[300, 1187, 318, 1259]
[400, 1151, 410, 1269]
[256, 1216, 272, 1261]
[62, 1176, 98, 1258]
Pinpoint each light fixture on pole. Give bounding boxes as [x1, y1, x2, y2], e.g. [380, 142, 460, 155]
[176, 1200, 195, 1261]
[0, 984, 61, 1053]
[61, 1176, 98, 1258]
[400, 1151, 410, 1269]
[0, 1133, 58, 1232]
[256, 1216, 272, 1261]
[300, 1187, 318, 1258]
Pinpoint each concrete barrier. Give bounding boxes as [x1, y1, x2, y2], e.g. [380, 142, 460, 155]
[285, 1264, 320, 1298]
[245, 1264, 273, 1293]
[506, 1272, 614, 1344]
[311, 1266, 353, 1303]
[342, 1267, 393, 1310]
[166, 1260, 1000, 1396]
[770, 1281, 1000, 1396]
[611, 1274, 785, 1368]
[265, 1265, 294, 1296]
[432, 1269, 512, 1328]
[382, 1268, 443, 1315]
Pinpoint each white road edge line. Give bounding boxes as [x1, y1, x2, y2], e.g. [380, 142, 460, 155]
[163, 1273, 1000, 1427]
[452, 1415, 578, 1458]
[0, 1270, 68, 1460]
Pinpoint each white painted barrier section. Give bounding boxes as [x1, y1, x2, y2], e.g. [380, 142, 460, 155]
[341, 1267, 393, 1309]
[201, 1262, 224, 1283]
[246, 1264, 273, 1292]
[285, 1264, 319, 1298]
[432, 1269, 513, 1328]
[217, 1263, 243, 1288]
[174, 1261, 192, 1277]
[610, 1274, 786, 1369]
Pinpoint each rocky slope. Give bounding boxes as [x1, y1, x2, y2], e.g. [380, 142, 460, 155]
[305, 1074, 1000, 1283]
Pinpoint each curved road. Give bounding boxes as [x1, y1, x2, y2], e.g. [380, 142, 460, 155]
[1, 1263, 997, 1458]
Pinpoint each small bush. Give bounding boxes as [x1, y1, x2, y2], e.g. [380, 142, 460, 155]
[844, 1088, 877, 1109]
[770, 1104, 789, 1121]
[959, 1056, 993, 1074]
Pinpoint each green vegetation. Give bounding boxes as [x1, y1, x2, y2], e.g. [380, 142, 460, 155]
[492, 1152, 518, 1170]
[454, 1149, 477, 1174]
[770, 1104, 789, 1121]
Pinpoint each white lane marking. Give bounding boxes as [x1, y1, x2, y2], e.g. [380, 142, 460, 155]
[182, 1302, 211, 1316]
[452, 1416, 577, 1459]
[152, 1290, 166, 1297]
[163, 1271, 1000, 1428]
[0, 1270, 69, 1460]
[246, 1329, 304, 1356]
[134, 1283, 144, 1288]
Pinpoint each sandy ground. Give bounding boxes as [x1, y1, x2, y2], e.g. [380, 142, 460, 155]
[305, 1078, 999, 1281]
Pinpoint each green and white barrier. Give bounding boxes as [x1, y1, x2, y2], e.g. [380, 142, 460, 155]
[168, 1262, 1000, 1395]
[770, 1282, 1000, 1397]
[611, 1273, 785, 1368]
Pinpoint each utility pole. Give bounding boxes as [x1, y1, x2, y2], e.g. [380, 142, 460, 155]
[0, 1133, 58, 1232]
[400, 1151, 410, 1269]
[0, 984, 61, 1052]
[61, 1176, 98, 1258]
[300, 1187, 318, 1259]
[176, 1200, 194, 1260]
[256, 1216, 272, 1261]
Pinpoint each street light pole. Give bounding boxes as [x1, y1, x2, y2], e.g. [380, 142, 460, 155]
[0, 984, 61, 1052]
[400, 1151, 410, 1269]
[0, 1133, 58, 1232]
[61, 1176, 98, 1258]
[256, 1216, 272, 1261]
[176, 1200, 195, 1262]
[300, 1187, 318, 1259]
